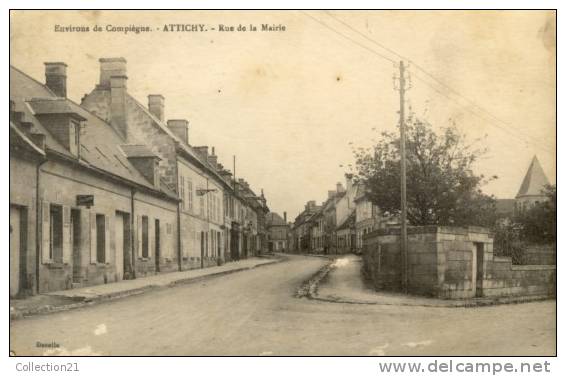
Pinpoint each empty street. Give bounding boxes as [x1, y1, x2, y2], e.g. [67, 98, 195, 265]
[10, 255, 556, 356]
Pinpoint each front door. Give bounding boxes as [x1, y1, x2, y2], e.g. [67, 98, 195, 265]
[154, 219, 160, 272]
[10, 206, 22, 297]
[115, 212, 124, 281]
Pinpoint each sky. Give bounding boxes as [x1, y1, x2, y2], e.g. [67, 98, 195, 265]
[10, 10, 556, 220]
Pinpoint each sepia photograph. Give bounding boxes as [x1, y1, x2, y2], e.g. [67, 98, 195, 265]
[8, 9, 556, 358]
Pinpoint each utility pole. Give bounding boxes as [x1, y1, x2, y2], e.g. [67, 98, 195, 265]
[398, 61, 408, 294]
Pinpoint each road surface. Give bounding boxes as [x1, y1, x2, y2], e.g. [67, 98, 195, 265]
[10, 255, 555, 356]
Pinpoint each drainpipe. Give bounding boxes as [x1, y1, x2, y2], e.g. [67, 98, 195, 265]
[176, 202, 182, 271]
[130, 188, 136, 279]
[35, 159, 47, 294]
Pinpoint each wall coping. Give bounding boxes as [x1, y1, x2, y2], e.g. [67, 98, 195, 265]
[365, 225, 492, 239]
[511, 265, 556, 271]
[493, 256, 512, 263]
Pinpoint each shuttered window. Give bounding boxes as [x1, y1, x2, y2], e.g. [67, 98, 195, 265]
[49, 205, 63, 263]
[179, 176, 185, 210]
[42, 201, 51, 264]
[187, 179, 193, 211]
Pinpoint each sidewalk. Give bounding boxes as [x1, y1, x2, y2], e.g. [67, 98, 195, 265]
[10, 255, 283, 320]
[313, 255, 552, 307]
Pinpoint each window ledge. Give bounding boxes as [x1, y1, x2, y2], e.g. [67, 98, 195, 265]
[46, 262, 67, 269]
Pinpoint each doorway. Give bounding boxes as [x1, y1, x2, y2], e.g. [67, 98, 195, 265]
[154, 219, 160, 272]
[475, 242, 485, 297]
[71, 209, 81, 284]
[10, 205, 27, 297]
[217, 231, 221, 259]
[115, 211, 131, 281]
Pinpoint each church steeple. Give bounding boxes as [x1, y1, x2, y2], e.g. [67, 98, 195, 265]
[516, 155, 550, 199]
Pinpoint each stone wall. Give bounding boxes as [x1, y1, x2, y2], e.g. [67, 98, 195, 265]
[483, 256, 555, 297]
[523, 244, 556, 265]
[363, 226, 555, 299]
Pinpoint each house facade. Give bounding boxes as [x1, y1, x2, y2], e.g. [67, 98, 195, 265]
[10, 59, 269, 296]
[354, 184, 381, 254]
[81, 57, 268, 269]
[10, 64, 179, 295]
[266, 212, 289, 252]
[334, 174, 358, 254]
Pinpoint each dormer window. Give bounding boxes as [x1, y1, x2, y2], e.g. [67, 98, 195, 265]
[120, 144, 161, 189]
[69, 119, 81, 158]
[27, 97, 86, 158]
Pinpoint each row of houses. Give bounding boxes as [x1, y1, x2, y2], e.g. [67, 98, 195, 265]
[9, 58, 269, 298]
[289, 174, 398, 255]
[289, 155, 551, 256]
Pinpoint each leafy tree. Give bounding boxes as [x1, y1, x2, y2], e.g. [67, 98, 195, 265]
[352, 115, 497, 227]
[514, 184, 556, 243]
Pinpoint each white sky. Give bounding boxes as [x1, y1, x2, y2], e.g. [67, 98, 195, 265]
[10, 10, 556, 220]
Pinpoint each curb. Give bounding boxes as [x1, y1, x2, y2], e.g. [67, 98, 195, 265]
[11, 258, 284, 321]
[297, 261, 555, 308]
[296, 260, 334, 298]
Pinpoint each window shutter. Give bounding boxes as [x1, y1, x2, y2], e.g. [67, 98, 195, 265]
[41, 201, 51, 264]
[62, 206, 72, 264]
[90, 212, 97, 263]
[148, 219, 153, 259]
[137, 215, 142, 258]
[104, 215, 110, 263]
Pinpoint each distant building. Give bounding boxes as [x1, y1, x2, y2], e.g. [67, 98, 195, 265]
[495, 155, 551, 218]
[334, 174, 358, 254]
[290, 201, 321, 253]
[515, 155, 550, 212]
[354, 184, 381, 254]
[266, 212, 289, 252]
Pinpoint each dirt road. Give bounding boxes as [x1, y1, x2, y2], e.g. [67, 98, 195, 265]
[10, 255, 555, 356]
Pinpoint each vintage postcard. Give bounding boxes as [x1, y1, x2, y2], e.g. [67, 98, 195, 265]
[9, 10, 556, 358]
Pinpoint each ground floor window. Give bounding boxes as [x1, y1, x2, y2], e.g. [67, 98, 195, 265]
[50, 205, 63, 263]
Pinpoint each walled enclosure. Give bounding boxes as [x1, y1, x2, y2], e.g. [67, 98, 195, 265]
[362, 226, 555, 299]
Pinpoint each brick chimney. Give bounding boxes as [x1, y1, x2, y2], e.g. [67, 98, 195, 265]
[44, 62, 67, 97]
[336, 182, 345, 193]
[283, 212, 287, 223]
[110, 75, 128, 138]
[207, 147, 218, 168]
[167, 119, 189, 144]
[99, 57, 127, 88]
[218, 169, 233, 185]
[148, 95, 165, 122]
[328, 190, 336, 199]
[193, 146, 209, 160]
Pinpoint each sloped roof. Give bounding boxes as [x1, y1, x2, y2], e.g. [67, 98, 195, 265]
[10, 65, 176, 200]
[266, 212, 287, 226]
[336, 211, 356, 231]
[127, 94, 232, 189]
[27, 97, 87, 121]
[121, 144, 160, 159]
[10, 122, 46, 157]
[516, 156, 550, 198]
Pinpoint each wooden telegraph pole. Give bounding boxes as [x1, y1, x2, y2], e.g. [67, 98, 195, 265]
[398, 61, 408, 294]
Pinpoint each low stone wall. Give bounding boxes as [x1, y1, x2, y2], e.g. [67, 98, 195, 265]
[363, 226, 555, 299]
[523, 244, 556, 265]
[483, 256, 556, 297]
